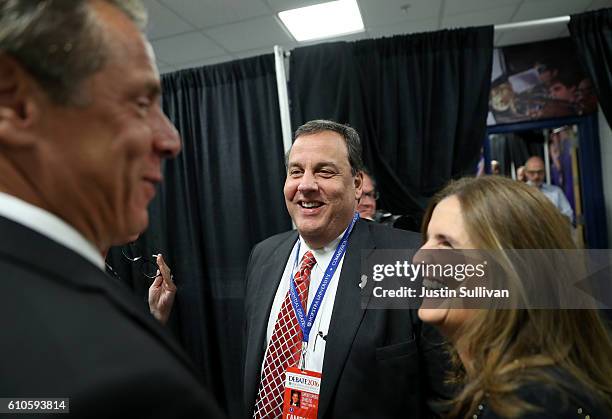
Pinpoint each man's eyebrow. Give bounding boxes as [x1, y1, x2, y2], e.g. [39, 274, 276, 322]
[314, 161, 339, 169]
[286, 161, 341, 170]
[144, 81, 161, 97]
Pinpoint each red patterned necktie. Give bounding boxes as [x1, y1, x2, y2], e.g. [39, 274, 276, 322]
[253, 250, 317, 418]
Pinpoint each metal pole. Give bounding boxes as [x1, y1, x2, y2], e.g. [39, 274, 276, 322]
[274, 45, 296, 229]
[274, 45, 293, 155]
[494, 16, 570, 32]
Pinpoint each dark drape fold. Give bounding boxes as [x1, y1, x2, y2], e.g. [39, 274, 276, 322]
[107, 54, 291, 417]
[569, 8, 612, 127]
[290, 27, 494, 218]
[578, 114, 609, 248]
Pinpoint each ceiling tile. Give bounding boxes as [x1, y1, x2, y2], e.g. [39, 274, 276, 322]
[367, 18, 439, 38]
[139, 0, 596, 70]
[159, 0, 271, 29]
[158, 66, 176, 75]
[151, 32, 228, 64]
[297, 30, 370, 47]
[143, 0, 194, 40]
[205, 16, 294, 52]
[442, 5, 516, 28]
[496, 23, 568, 46]
[326, 31, 371, 42]
[494, 31, 505, 46]
[156, 60, 170, 74]
[155, 56, 169, 66]
[513, 0, 591, 21]
[358, 0, 441, 27]
[233, 47, 276, 59]
[588, 0, 612, 10]
[266, 0, 329, 12]
[557, 26, 570, 37]
[445, 0, 521, 16]
[174, 55, 236, 71]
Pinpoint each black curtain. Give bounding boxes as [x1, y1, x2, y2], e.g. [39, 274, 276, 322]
[106, 54, 291, 417]
[289, 27, 493, 220]
[569, 8, 612, 127]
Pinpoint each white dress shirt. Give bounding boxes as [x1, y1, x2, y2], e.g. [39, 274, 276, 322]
[0, 192, 104, 270]
[264, 231, 346, 373]
[531, 182, 574, 222]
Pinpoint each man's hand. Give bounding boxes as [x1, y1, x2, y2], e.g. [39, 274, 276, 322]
[148, 254, 177, 325]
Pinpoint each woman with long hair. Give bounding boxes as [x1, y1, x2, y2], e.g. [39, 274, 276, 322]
[419, 176, 612, 418]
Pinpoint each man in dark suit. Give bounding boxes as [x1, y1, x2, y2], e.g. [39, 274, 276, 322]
[0, 1, 222, 417]
[243, 120, 448, 418]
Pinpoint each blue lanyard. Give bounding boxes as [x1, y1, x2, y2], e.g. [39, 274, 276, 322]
[288, 212, 360, 344]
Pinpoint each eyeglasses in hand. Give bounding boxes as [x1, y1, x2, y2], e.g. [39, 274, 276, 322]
[121, 242, 161, 279]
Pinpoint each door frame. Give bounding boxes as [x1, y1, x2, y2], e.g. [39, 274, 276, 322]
[485, 113, 608, 248]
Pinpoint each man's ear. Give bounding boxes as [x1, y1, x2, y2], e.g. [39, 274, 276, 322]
[0, 54, 41, 145]
[354, 170, 363, 200]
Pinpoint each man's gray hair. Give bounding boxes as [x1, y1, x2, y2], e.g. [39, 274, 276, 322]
[0, 0, 147, 105]
[290, 119, 365, 176]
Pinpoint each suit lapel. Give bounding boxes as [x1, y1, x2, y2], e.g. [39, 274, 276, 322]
[244, 231, 298, 411]
[0, 216, 198, 377]
[318, 220, 375, 417]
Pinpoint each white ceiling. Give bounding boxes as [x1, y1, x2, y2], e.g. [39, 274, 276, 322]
[146, 0, 612, 74]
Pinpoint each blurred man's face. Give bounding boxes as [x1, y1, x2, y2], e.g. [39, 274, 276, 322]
[13, 2, 181, 250]
[356, 173, 376, 220]
[525, 158, 545, 187]
[284, 130, 362, 249]
[491, 160, 500, 175]
[549, 82, 576, 102]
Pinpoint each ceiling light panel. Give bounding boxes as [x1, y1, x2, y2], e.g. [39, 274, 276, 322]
[278, 0, 365, 42]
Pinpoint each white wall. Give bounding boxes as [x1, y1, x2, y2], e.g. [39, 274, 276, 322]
[598, 108, 612, 247]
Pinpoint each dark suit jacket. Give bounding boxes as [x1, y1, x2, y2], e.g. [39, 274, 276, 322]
[243, 219, 450, 418]
[0, 216, 224, 418]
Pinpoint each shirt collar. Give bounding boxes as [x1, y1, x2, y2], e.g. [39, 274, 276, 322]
[298, 227, 347, 272]
[0, 192, 105, 270]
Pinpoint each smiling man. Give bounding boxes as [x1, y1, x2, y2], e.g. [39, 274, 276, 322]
[243, 120, 449, 418]
[0, 1, 222, 417]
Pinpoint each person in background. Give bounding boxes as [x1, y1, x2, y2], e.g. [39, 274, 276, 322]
[356, 169, 378, 220]
[524, 156, 573, 223]
[418, 176, 612, 418]
[0, 1, 222, 416]
[516, 165, 526, 182]
[357, 168, 401, 225]
[490, 160, 501, 175]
